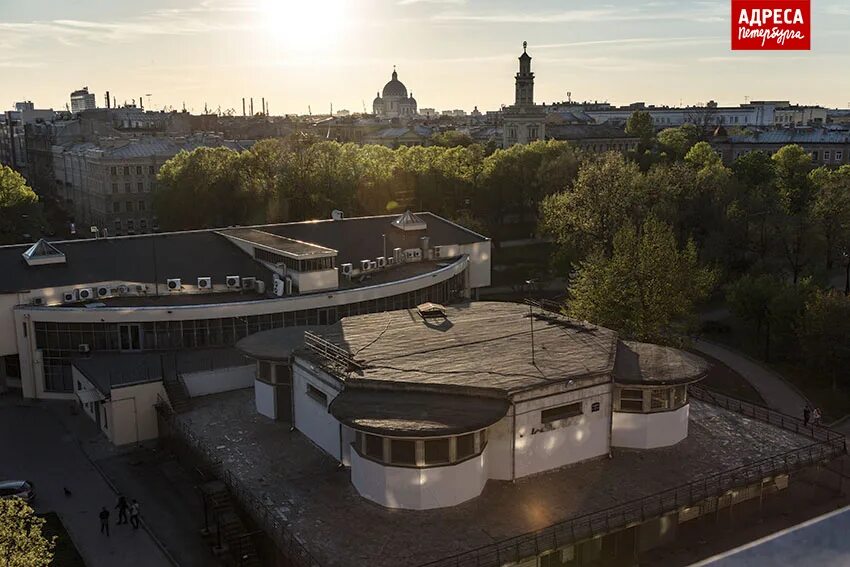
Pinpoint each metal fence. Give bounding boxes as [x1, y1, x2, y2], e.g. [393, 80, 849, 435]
[303, 331, 361, 377]
[155, 401, 321, 567]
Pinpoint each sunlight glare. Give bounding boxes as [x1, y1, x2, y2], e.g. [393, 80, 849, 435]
[257, 0, 346, 54]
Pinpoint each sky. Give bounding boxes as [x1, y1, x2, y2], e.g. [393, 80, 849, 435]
[2, 0, 850, 115]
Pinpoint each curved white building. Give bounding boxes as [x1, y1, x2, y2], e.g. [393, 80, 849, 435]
[239, 302, 710, 511]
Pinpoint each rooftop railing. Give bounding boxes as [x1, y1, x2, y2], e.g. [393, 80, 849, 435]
[303, 331, 362, 377]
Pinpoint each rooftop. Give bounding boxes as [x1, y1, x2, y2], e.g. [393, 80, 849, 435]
[0, 212, 487, 295]
[313, 302, 619, 394]
[177, 388, 818, 567]
[219, 228, 336, 259]
[614, 341, 710, 386]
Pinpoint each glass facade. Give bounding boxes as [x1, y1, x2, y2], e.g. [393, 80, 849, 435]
[35, 270, 467, 392]
[613, 385, 689, 413]
[354, 428, 488, 468]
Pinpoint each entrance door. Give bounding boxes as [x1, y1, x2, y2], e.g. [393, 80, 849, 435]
[119, 324, 142, 351]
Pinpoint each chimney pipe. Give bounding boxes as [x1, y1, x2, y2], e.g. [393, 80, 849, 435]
[250, 98, 254, 116]
[140, 94, 143, 110]
[242, 98, 246, 117]
[105, 91, 111, 109]
[262, 97, 265, 116]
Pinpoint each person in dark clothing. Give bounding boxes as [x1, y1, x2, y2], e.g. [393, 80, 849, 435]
[129, 499, 140, 529]
[99, 507, 110, 536]
[803, 405, 811, 426]
[116, 495, 129, 524]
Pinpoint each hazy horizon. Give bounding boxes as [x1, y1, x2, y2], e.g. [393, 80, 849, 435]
[3, 0, 850, 115]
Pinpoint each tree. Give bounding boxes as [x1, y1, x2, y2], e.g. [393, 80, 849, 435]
[430, 130, 475, 148]
[657, 124, 701, 161]
[797, 290, 850, 391]
[541, 152, 645, 257]
[0, 498, 54, 567]
[625, 111, 655, 151]
[0, 165, 42, 243]
[809, 165, 850, 270]
[771, 145, 815, 284]
[567, 217, 715, 344]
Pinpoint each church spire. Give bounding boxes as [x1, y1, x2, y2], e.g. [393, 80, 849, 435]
[515, 41, 534, 106]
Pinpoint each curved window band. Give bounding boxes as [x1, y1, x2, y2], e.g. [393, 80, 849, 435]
[354, 429, 488, 469]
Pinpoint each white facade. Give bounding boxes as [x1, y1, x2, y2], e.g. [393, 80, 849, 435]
[612, 405, 690, 449]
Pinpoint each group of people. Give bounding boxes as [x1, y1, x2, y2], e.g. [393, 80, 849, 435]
[99, 495, 140, 536]
[803, 404, 822, 427]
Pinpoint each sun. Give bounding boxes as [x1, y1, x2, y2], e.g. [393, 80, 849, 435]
[257, 0, 346, 53]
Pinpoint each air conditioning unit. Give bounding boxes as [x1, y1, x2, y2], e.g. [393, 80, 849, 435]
[360, 259, 371, 272]
[273, 278, 285, 297]
[30, 296, 44, 306]
[404, 248, 422, 262]
[376, 256, 386, 269]
[197, 277, 212, 290]
[368, 261, 377, 271]
[433, 246, 442, 259]
[387, 257, 395, 266]
[78, 288, 94, 301]
[393, 247, 403, 263]
[135, 284, 145, 294]
[97, 286, 111, 298]
[117, 284, 130, 295]
[256, 280, 266, 294]
[340, 263, 353, 276]
[284, 277, 293, 295]
[242, 277, 257, 291]
[226, 275, 240, 289]
[63, 290, 77, 303]
[78, 344, 90, 353]
[166, 278, 182, 291]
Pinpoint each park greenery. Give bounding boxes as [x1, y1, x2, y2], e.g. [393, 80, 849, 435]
[152, 120, 850, 389]
[0, 165, 43, 244]
[0, 498, 54, 567]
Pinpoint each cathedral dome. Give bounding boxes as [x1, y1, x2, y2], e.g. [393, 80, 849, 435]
[382, 70, 408, 98]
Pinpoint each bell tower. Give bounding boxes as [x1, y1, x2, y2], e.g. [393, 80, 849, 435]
[515, 41, 534, 106]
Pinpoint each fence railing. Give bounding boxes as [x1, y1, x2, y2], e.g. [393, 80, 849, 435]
[689, 385, 846, 447]
[303, 331, 361, 377]
[155, 401, 322, 567]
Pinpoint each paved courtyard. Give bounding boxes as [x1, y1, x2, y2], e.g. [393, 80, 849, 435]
[0, 395, 172, 567]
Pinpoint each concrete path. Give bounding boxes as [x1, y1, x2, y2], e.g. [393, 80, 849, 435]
[694, 339, 809, 418]
[0, 396, 172, 567]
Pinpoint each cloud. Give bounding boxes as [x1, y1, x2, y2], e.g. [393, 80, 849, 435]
[432, 3, 725, 24]
[397, 0, 465, 5]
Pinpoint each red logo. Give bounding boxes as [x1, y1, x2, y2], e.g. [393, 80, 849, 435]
[731, 0, 810, 50]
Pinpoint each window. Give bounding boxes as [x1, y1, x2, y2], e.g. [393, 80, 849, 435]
[136, 165, 142, 175]
[3, 355, 20, 378]
[390, 439, 416, 465]
[618, 389, 644, 412]
[364, 434, 383, 459]
[125, 201, 133, 212]
[137, 182, 144, 192]
[140, 218, 147, 229]
[148, 165, 155, 175]
[591, 402, 601, 412]
[836, 151, 844, 162]
[77, 381, 82, 390]
[306, 383, 327, 406]
[110, 166, 117, 176]
[113, 202, 121, 213]
[424, 439, 450, 465]
[114, 219, 122, 232]
[651, 389, 670, 411]
[258, 360, 272, 381]
[456, 433, 475, 460]
[119, 324, 141, 351]
[123, 166, 130, 175]
[274, 364, 292, 385]
[111, 183, 118, 194]
[541, 402, 582, 424]
[672, 386, 687, 407]
[124, 183, 131, 193]
[138, 200, 145, 211]
[824, 150, 831, 162]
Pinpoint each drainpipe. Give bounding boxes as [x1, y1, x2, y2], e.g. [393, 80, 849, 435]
[510, 402, 516, 482]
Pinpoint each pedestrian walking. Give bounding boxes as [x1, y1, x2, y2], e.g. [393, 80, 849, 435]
[129, 499, 140, 530]
[812, 407, 822, 426]
[803, 405, 811, 426]
[99, 507, 110, 536]
[115, 495, 129, 525]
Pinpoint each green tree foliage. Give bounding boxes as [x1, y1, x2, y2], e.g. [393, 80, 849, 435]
[0, 165, 42, 243]
[0, 498, 54, 567]
[625, 111, 655, 150]
[771, 145, 815, 283]
[430, 130, 475, 148]
[541, 152, 643, 256]
[657, 124, 701, 161]
[809, 165, 850, 270]
[797, 290, 850, 390]
[567, 217, 715, 344]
